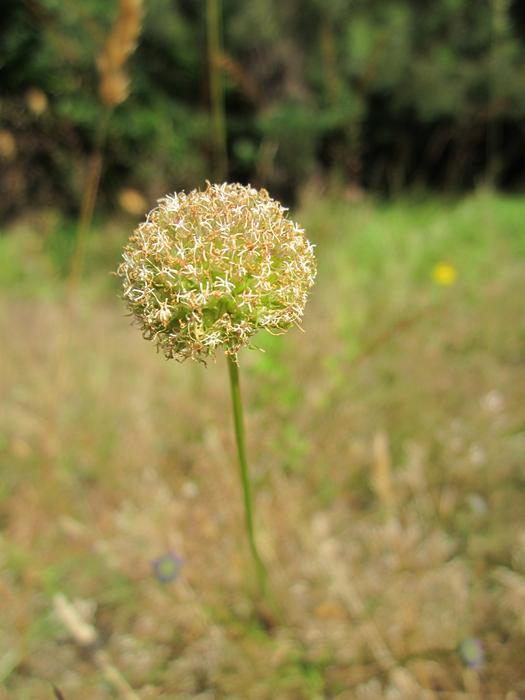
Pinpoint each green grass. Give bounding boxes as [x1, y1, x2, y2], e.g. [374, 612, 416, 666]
[0, 191, 524, 699]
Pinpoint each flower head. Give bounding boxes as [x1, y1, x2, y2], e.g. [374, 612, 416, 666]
[118, 182, 316, 362]
[458, 638, 484, 669]
[152, 552, 183, 583]
[432, 261, 457, 286]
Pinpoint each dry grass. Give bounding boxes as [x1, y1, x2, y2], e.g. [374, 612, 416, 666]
[0, 192, 524, 698]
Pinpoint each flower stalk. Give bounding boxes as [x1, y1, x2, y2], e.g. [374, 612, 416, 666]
[117, 182, 316, 601]
[227, 353, 267, 596]
[69, 0, 143, 291]
[68, 108, 111, 291]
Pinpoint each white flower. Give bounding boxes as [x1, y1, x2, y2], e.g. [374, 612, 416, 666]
[117, 182, 316, 362]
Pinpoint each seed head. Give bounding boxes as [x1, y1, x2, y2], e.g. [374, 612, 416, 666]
[97, 0, 143, 107]
[117, 182, 316, 362]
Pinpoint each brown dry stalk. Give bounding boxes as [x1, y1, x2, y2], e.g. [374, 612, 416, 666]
[68, 113, 109, 291]
[69, 0, 143, 291]
[53, 594, 141, 700]
[217, 53, 261, 104]
[372, 430, 396, 515]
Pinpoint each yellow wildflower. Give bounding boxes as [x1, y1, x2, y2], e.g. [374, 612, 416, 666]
[432, 261, 457, 286]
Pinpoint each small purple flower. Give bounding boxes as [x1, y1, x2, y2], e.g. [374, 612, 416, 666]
[152, 552, 183, 583]
[459, 638, 484, 669]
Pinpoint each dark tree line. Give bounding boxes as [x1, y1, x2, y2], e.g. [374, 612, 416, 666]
[1, 0, 525, 216]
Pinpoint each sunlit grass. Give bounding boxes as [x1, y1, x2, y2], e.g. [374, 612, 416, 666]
[0, 192, 524, 698]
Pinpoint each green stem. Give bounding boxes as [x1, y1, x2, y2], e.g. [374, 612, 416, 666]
[206, 0, 228, 181]
[68, 107, 112, 293]
[227, 353, 267, 596]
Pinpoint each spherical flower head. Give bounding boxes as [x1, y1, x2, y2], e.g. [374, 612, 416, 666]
[117, 182, 317, 362]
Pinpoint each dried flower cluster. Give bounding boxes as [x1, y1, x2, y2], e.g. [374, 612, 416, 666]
[118, 182, 316, 362]
[97, 0, 143, 107]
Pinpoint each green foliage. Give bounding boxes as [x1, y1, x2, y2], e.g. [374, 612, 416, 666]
[258, 102, 322, 187]
[2, 0, 525, 214]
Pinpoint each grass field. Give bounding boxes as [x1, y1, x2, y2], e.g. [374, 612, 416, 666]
[1, 191, 524, 699]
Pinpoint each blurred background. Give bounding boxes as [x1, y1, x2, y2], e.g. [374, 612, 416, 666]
[1, 1, 525, 699]
[3, 0, 525, 213]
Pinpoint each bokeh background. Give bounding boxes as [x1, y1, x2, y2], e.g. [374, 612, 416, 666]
[1, 1, 525, 698]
